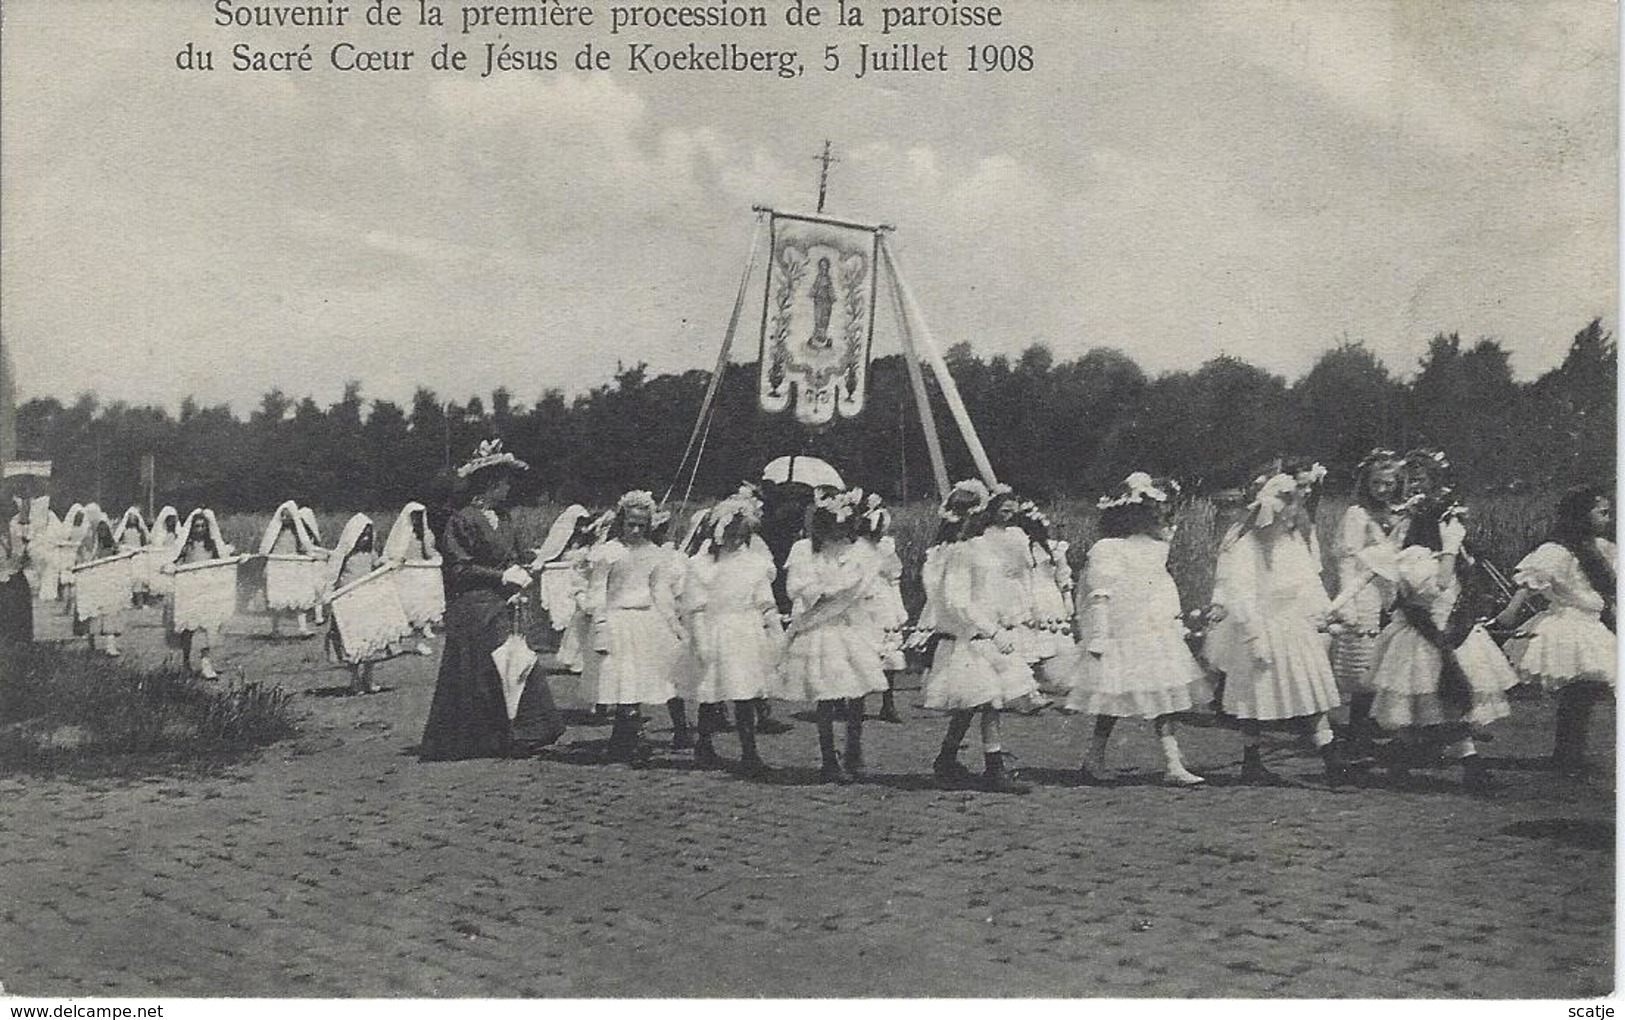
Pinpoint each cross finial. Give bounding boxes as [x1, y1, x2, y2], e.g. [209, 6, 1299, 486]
[815, 140, 839, 213]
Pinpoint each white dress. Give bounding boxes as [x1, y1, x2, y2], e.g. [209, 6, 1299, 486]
[581, 540, 689, 706]
[773, 539, 889, 702]
[1329, 505, 1403, 694]
[681, 544, 785, 703]
[1024, 540, 1074, 661]
[1204, 531, 1342, 720]
[1369, 547, 1517, 729]
[1061, 536, 1210, 718]
[981, 525, 1041, 663]
[921, 535, 1040, 711]
[863, 535, 908, 671]
[1504, 540, 1616, 690]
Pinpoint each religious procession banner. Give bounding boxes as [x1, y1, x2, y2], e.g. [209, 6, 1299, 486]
[757, 212, 880, 426]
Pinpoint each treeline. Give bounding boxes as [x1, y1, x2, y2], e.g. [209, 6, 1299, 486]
[12, 320, 1615, 512]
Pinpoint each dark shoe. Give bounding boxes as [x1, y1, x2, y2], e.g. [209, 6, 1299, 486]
[1320, 744, 1353, 787]
[821, 759, 854, 785]
[738, 752, 771, 778]
[933, 751, 973, 788]
[1240, 748, 1289, 786]
[757, 715, 793, 735]
[1075, 761, 1114, 787]
[694, 742, 723, 770]
[981, 752, 1032, 795]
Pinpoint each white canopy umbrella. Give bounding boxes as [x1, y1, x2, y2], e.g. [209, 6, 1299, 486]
[761, 455, 844, 490]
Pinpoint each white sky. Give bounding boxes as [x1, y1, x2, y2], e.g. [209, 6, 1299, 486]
[1, 0, 1616, 412]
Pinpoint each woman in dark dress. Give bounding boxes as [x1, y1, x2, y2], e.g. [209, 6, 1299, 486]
[420, 440, 564, 761]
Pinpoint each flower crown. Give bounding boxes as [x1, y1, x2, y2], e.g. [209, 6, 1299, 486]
[861, 492, 892, 535]
[938, 479, 991, 523]
[456, 438, 528, 478]
[1357, 448, 1402, 474]
[1248, 473, 1299, 525]
[1397, 489, 1468, 521]
[814, 486, 865, 523]
[1012, 498, 1053, 531]
[1404, 447, 1452, 474]
[1296, 462, 1328, 486]
[616, 490, 657, 517]
[1097, 471, 1173, 510]
[710, 492, 764, 544]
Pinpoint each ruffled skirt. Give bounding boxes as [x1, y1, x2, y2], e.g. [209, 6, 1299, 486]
[1206, 617, 1341, 721]
[1058, 625, 1212, 719]
[584, 607, 688, 706]
[1370, 623, 1518, 728]
[682, 609, 784, 703]
[921, 636, 1039, 711]
[1504, 607, 1616, 690]
[773, 613, 889, 702]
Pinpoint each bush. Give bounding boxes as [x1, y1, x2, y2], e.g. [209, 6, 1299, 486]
[0, 644, 298, 774]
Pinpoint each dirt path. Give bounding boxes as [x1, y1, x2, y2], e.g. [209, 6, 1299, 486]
[0, 605, 1612, 997]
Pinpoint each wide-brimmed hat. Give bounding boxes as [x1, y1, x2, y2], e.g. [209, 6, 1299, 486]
[456, 438, 529, 479]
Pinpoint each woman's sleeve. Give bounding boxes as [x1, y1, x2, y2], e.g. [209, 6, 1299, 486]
[1212, 539, 1262, 635]
[443, 513, 505, 590]
[1079, 542, 1120, 641]
[1513, 543, 1569, 593]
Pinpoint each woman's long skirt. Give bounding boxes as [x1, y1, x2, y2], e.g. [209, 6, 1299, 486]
[420, 591, 563, 760]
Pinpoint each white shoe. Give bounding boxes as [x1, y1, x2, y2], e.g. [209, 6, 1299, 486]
[103, 637, 121, 658]
[416, 640, 434, 656]
[1163, 766, 1206, 787]
[199, 657, 220, 681]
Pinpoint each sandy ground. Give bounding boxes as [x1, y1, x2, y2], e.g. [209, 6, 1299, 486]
[0, 602, 1613, 998]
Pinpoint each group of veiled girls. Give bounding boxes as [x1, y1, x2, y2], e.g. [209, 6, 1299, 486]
[528, 448, 1613, 792]
[25, 498, 447, 696]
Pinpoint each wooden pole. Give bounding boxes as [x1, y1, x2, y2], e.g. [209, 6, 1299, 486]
[880, 243, 950, 500]
[881, 239, 998, 488]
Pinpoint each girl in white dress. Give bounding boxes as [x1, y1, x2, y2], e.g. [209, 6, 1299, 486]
[383, 501, 445, 656]
[112, 507, 152, 603]
[1204, 472, 1347, 784]
[1367, 497, 1517, 788]
[682, 492, 782, 774]
[164, 508, 235, 680]
[1494, 484, 1616, 776]
[856, 493, 908, 723]
[922, 481, 1038, 793]
[325, 514, 397, 695]
[259, 500, 326, 638]
[1326, 451, 1407, 758]
[1064, 473, 1210, 786]
[72, 507, 127, 658]
[774, 489, 888, 784]
[582, 491, 689, 764]
[148, 506, 181, 600]
[1014, 502, 1068, 710]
